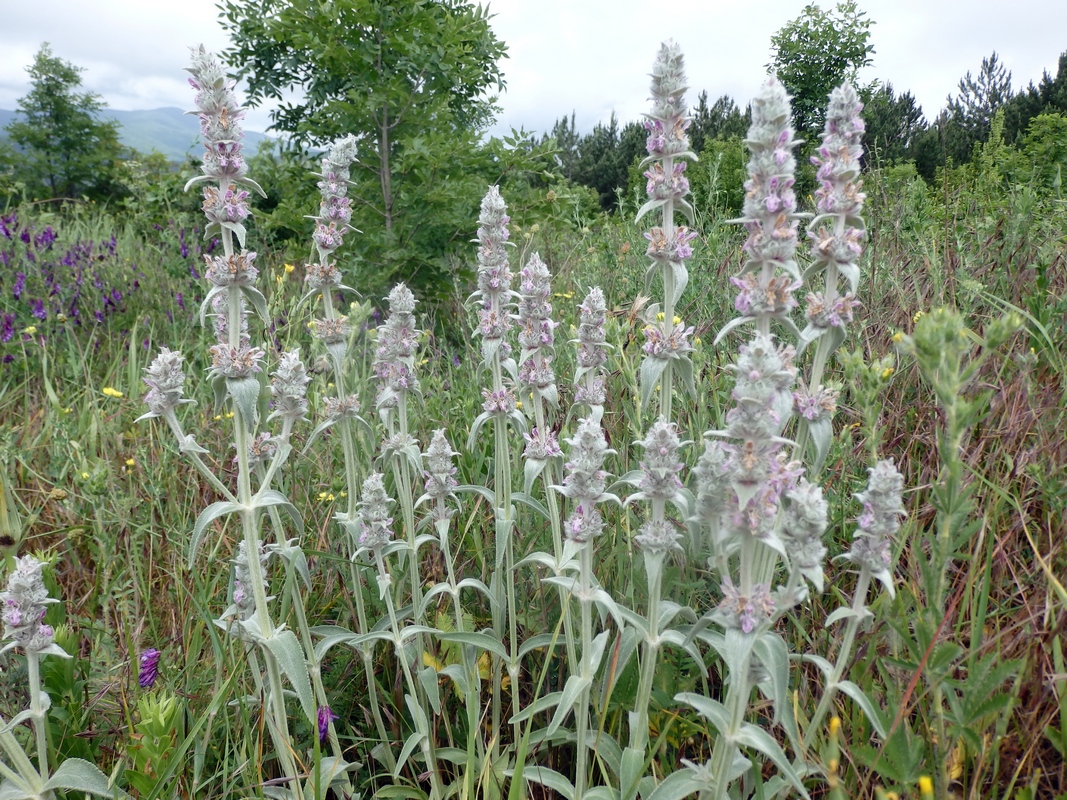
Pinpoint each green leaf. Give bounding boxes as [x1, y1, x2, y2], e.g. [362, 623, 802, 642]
[436, 631, 508, 661]
[519, 766, 574, 800]
[261, 630, 315, 726]
[734, 723, 809, 797]
[43, 758, 130, 798]
[837, 680, 887, 738]
[188, 501, 240, 567]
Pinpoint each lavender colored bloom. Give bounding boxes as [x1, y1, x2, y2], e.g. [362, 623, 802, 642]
[317, 705, 339, 744]
[0, 556, 58, 654]
[357, 473, 394, 551]
[13, 273, 25, 300]
[31, 300, 47, 321]
[139, 648, 161, 688]
[1, 315, 13, 344]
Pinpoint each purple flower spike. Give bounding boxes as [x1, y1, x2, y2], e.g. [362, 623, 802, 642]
[317, 705, 339, 744]
[139, 648, 161, 688]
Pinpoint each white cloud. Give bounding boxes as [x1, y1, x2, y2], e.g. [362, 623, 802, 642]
[2, 0, 1065, 138]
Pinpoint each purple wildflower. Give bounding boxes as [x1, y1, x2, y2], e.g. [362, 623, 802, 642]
[317, 705, 339, 744]
[139, 648, 161, 688]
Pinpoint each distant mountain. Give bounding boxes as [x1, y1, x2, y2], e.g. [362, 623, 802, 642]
[0, 107, 274, 163]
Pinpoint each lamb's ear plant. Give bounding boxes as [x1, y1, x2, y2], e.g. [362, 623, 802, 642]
[298, 137, 399, 778]
[0, 555, 127, 800]
[140, 47, 325, 799]
[466, 186, 524, 758]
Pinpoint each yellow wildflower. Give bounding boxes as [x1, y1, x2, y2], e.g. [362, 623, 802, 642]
[284, 263, 295, 274]
[881, 367, 895, 379]
[913, 310, 925, 323]
[102, 387, 123, 398]
[892, 332, 904, 342]
[22, 326, 37, 335]
[81, 472, 90, 480]
[125, 458, 135, 467]
[918, 776, 934, 799]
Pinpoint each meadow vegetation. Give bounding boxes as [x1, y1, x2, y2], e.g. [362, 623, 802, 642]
[0, 9, 1065, 800]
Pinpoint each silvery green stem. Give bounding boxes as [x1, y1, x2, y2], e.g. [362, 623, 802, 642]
[574, 542, 595, 800]
[629, 548, 664, 754]
[374, 552, 442, 800]
[26, 652, 48, 783]
[803, 569, 872, 749]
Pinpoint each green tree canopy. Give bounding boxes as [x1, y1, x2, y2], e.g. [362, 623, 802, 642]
[220, 0, 529, 298]
[768, 1, 875, 138]
[943, 52, 1014, 164]
[4, 43, 125, 201]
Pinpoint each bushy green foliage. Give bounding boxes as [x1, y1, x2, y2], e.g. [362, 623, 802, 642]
[768, 1, 875, 138]
[219, 0, 536, 301]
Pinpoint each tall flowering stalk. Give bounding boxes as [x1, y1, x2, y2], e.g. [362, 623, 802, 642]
[795, 84, 866, 472]
[139, 48, 324, 797]
[803, 460, 904, 746]
[467, 185, 522, 753]
[299, 138, 399, 774]
[638, 42, 698, 418]
[374, 283, 424, 617]
[573, 287, 611, 424]
[623, 418, 688, 761]
[552, 418, 617, 799]
[357, 474, 444, 800]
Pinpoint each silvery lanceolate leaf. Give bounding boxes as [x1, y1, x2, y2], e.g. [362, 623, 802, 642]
[261, 630, 315, 725]
[639, 357, 669, 410]
[669, 261, 689, 307]
[42, 758, 131, 799]
[674, 355, 696, 399]
[419, 665, 441, 715]
[234, 175, 267, 198]
[436, 632, 508, 661]
[189, 501, 240, 567]
[546, 672, 593, 737]
[227, 376, 261, 427]
[838, 680, 888, 738]
[240, 285, 270, 324]
[0, 708, 35, 734]
[734, 723, 810, 798]
[521, 766, 575, 800]
[712, 315, 753, 345]
[839, 261, 861, 293]
[644, 768, 705, 800]
[807, 417, 833, 474]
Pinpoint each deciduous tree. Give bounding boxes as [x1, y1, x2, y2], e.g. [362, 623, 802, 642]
[4, 44, 125, 201]
[768, 1, 875, 138]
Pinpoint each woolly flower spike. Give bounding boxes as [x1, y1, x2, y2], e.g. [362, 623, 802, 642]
[781, 479, 828, 589]
[357, 473, 394, 551]
[139, 347, 192, 421]
[516, 253, 557, 408]
[717, 578, 776, 634]
[692, 438, 730, 532]
[724, 333, 797, 441]
[205, 251, 258, 287]
[0, 555, 62, 655]
[208, 342, 265, 380]
[374, 283, 421, 412]
[847, 458, 905, 596]
[803, 83, 866, 345]
[645, 41, 691, 158]
[232, 541, 268, 623]
[270, 350, 311, 422]
[555, 418, 616, 544]
[574, 288, 609, 387]
[473, 186, 514, 365]
[423, 429, 459, 504]
[718, 77, 801, 342]
[312, 135, 359, 260]
[632, 419, 686, 504]
[186, 47, 246, 182]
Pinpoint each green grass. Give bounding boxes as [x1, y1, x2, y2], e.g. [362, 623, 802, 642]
[0, 142, 1063, 800]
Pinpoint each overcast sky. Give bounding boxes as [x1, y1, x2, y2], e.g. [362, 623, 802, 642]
[2, 0, 1066, 137]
